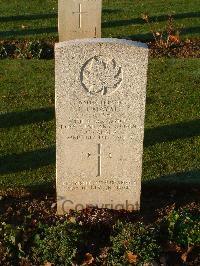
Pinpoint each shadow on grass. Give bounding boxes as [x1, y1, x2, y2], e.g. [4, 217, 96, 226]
[0, 27, 57, 38]
[102, 11, 200, 28]
[0, 107, 54, 128]
[0, 147, 55, 174]
[181, 26, 200, 35]
[0, 13, 57, 22]
[27, 180, 55, 196]
[1, 25, 199, 40]
[103, 8, 122, 14]
[120, 26, 200, 41]
[141, 169, 200, 219]
[0, 11, 199, 24]
[141, 169, 200, 218]
[144, 118, 200, 147]
[0, 8, 120, 23]
[1, 11, 199, 39]
[143, 169, 200, 189]
[2, 25, 198, 41]
[103, 18, 143, 28]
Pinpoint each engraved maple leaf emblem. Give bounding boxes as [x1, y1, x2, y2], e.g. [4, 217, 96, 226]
[81, 55, 123, 95]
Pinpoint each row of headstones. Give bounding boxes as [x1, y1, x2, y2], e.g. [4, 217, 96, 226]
[56, 0, 149, 214]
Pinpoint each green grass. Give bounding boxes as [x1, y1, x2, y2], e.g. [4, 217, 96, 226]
[0, 60, 55, 190]
[0, 59, 199, 190]
[0, 0, 199, 40]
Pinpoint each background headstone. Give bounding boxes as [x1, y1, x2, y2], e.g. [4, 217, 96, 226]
[58, 0, 102, 41]
[55, 38, 148, 214]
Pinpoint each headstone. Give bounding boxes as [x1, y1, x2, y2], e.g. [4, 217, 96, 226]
[55, 38, 148, 214]
[58, 0, 102, 41]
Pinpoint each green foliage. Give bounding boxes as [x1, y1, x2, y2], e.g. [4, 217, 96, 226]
[0, 222, 26, 262]
[0, 208, 199, 265]
[0, 41, 54, 59]
[0, 220, 84, 265]
[161, 209, 200, 247]
[26, 41, 53, 59]
[27, 41, 43, 59]
[108, 221, 161, 265]
[32, 221, 83, 266]
[0, 44, 7, 59]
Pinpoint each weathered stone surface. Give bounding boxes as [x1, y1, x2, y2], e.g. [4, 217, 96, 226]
[58, 0, 102, 41]
[55, 38, 148, 214]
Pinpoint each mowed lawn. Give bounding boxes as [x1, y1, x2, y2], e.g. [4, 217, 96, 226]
[0, 0, 199, 40]
[0, 59, 199, 191]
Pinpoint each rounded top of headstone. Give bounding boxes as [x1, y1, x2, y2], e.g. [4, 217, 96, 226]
[55, 38, 148, 49]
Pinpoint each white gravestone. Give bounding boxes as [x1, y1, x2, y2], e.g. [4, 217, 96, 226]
[55, 38, 148, 214]
[58, 0, 102, 41]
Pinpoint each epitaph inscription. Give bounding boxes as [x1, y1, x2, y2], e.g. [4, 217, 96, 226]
[55, 39, 148, 213]
[58, 0, 102, 41]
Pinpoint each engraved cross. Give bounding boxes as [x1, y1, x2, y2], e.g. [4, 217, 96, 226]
[73, 3, 88, 28]
[97, 143, 102, 176]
